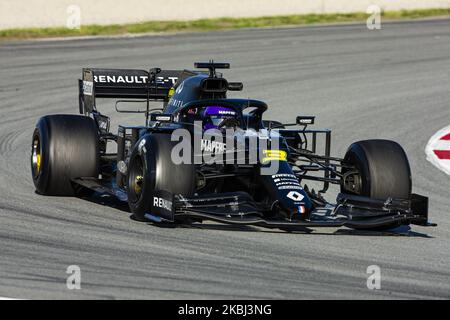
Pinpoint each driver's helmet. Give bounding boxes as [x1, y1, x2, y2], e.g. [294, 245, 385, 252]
[202, 106, 238, 131]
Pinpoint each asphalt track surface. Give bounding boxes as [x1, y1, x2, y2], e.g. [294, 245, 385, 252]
[1, 19, 450, 299]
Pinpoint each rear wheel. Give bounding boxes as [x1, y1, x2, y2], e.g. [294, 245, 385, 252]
[341, 139, 411, 230]
[31, 114, 99, 196]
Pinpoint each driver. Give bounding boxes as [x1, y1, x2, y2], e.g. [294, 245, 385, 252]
[202, 106, 240, 131]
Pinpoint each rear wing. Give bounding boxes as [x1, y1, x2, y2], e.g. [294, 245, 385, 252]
[78, 68, 184, 114]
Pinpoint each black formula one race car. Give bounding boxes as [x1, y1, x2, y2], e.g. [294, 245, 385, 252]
[31, 61, 435, 231]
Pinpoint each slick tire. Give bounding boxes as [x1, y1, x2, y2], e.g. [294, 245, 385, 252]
[341, 139, 412, 230]
[127, 133, 195, 222]
[31, 114, 99, 196]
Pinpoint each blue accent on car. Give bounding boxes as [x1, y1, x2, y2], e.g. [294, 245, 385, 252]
[144, 213, 162, 223]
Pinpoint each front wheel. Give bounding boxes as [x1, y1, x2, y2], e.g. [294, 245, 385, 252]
[341, 139, 412, 230]
[127, 133, 196, 222]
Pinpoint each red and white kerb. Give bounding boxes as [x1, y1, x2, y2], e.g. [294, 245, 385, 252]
[425, 125, 450, 175]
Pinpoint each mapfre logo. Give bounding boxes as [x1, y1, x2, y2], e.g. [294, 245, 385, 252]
[425, 125, 450, 175]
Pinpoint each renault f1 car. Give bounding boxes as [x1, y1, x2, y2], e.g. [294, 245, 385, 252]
[31, 62, 435, 231]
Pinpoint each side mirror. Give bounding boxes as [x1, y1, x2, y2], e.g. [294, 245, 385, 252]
[227, 82, 244, 91]
[296, 116, 315, 125]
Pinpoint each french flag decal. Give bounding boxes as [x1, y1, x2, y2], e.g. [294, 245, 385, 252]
[425, 125, 450, 175]
[298, 205, 306, 216]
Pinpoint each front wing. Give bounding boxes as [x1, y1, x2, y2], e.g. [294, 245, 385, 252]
[148, 190, 435, 229]
[72, 177, 434, 229]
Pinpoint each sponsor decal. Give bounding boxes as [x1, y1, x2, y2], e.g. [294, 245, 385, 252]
[153, 196, 173, 211]
[169, 98, 183, 109]
[168, 87, 175, 98]
[274, 182, 300, 187]
[218, 110, 236, 116]
[82, 80, 93, 95]
[201, 139, 226, 153]
[138, 139, 146, 154]
[153, 115, 172, 122]
[272, 174, 297, 178]
[171, 123, 284, 175]
[272, 173, 301, 190]
[159, 76, 178, 85]
[175, 81, 184, 94]
[94, 75, 148, 84]
[279, 186, 303, 190]
[262, 150, 287, 163]
[273, 177, 300, 184]
[286, 191, 304, 201]
[296, 116, 315, 125]
[425, 125, 450, 175]
[93, 75, 178, 85]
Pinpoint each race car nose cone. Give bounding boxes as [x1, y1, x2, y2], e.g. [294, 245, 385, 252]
[259, 161, 313, 220]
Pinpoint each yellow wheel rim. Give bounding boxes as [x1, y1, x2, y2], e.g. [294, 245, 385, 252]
[134, 175, 143, 195]
[36, 154, 41, 173]
[32, 136, 41, 177]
